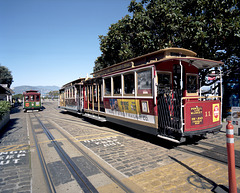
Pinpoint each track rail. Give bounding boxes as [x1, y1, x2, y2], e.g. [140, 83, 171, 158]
[31, 111, 139, 193]
[32, 113, 98, 193]
[175, 142, 240, 169]
[48, 118, 136, 193]
[47, 112, 240, 170]
[29, 114, 56, 193]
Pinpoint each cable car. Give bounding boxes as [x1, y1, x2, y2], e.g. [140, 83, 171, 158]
[59, 48, 223, 143]
[23, 90, 42, 112]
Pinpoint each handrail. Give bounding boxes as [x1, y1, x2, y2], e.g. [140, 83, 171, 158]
[182, 96, 222, 100]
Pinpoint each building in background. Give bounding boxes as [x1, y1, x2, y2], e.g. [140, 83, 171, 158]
[0, 84, 14, 105]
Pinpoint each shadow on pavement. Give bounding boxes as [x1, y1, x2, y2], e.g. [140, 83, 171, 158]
[169, 156, 229, 193]
[0, 118, 19, 143]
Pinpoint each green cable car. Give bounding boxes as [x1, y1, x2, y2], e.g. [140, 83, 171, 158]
[23, 90, 42, 112]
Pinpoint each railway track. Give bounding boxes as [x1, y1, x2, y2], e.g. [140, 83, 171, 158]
[29, 112, 142, 193]
[42, 107, 240, 171]
[175, 140, 240, 169]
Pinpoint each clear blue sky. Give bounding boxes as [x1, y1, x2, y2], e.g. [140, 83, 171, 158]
[0, 0, 133, 88]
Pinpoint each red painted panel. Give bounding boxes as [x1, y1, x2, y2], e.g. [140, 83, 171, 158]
[83, 86, 88, 109]
[184, 100, 221, 132]
[104, 98, 111, 109]
[155, 60, 199, 74]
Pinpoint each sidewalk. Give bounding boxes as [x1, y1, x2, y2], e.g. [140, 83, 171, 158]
[129, 138, 240, 193]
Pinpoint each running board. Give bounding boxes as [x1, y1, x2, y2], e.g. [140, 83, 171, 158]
[157, 135, 181, 143]
[82, 113, 107, 122]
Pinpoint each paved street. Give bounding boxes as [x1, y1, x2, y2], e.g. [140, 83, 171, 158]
[0, 107, 31, 193]
[0, 100, 240, 192]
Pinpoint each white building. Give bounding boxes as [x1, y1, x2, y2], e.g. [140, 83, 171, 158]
[0, 84, 14, 105]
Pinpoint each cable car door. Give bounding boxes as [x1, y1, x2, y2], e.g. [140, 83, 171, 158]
[157, 64, 184, 137]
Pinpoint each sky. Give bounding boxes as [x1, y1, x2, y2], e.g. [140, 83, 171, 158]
[0, 0, 134, 88]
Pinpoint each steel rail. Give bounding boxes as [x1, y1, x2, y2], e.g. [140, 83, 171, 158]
[175, 144, 240, 169]
[43, 115, 128, 137]
[33, 113, 98, 193]
[39, 106, 138, 193]
[28, 114, 56, 193]
[50, 120, 136, 193]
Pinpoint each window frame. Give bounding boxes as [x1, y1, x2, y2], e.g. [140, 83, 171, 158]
[104, 77, 112, 96]
[25, 95, 29, 101]
[113, 75, 122, 96]
[137, 68, 153, 96]
[157, 71, 172, 89]
[36, 95, 40, 101]
[186, 73, 198, 96]
[123, 72, 135, 96]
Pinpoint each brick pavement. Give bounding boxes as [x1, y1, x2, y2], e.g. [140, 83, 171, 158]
[82, 135, 191, 178]
[1, 102, 240, 193]
[128, 137, 240, 193]
[0, 107, 31, 193]
[54, 109, 240, 192]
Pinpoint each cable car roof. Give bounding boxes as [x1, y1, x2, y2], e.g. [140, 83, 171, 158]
[92, 47, 224, 77]
[158, 57, 224, 69]
[23, 90, 40, 95]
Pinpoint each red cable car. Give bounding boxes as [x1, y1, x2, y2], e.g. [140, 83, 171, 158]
[59, 48, 223, 143]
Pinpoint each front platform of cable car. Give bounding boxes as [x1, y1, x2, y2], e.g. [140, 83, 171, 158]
[155, 57, 223, 143]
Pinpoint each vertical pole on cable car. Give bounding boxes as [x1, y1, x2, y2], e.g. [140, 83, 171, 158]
[226, 121, 237, 193]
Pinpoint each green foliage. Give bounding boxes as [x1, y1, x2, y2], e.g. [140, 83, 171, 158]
[46, 91, 59, 99]
[94, 0, 240, 74]
[0, 65, 13, 88]
[13, 94, 23, 104]
[13, 94, 23, 100]
[0, 101, 11, 120]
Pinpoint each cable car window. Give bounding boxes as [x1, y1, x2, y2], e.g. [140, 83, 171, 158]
[113, 75, 121, 95]
[104, 78, 111, 95]
[25, 96, 29, 101]
[187, 74, 198, 93]
[137, 70, 152, 95]
[158, 72, 171, 89]
[30, 95, 34, 101]
[36, 95, 40, 101]
[124, 73, 135, 95]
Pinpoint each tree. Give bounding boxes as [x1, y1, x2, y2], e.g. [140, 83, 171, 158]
[0, 65, 13, 88]
[13, 94, 23, 100]
[47, 91, 59, 99]
[0, 101, 11, 119]
[94, 0, 240, 73]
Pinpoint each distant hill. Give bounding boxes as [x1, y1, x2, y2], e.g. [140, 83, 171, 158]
[12, 85, 60, 95]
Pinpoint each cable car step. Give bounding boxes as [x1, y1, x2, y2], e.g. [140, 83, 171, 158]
[157, 135, 184, 143]
[82, 113, 107, 122]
